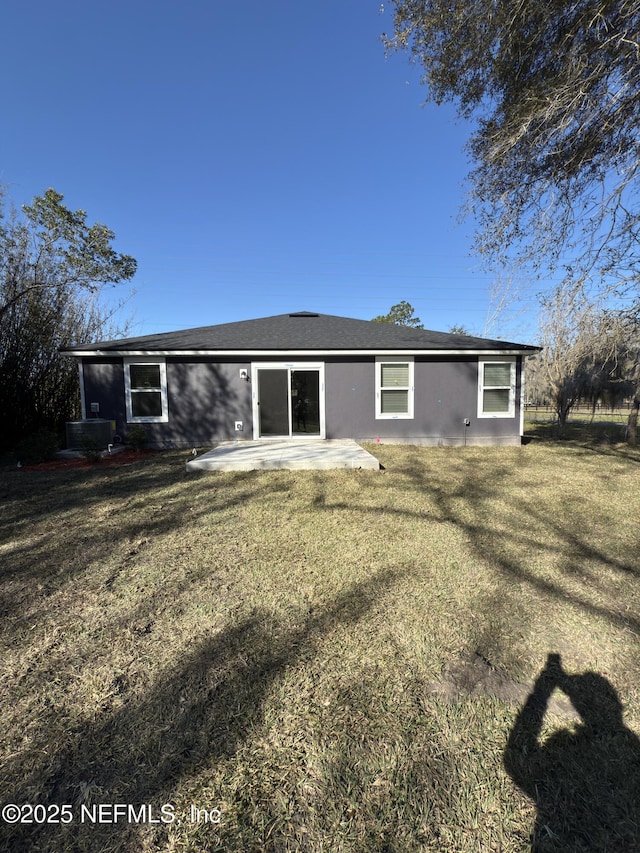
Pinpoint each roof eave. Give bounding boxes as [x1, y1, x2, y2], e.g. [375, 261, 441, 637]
[61, 346, 541, 357]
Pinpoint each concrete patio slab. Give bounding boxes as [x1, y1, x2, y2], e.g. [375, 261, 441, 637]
[186, 439, 381, 472]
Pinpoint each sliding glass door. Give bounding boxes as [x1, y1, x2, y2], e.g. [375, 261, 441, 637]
[253, 364, 325, 438]
[257, 370, 290, 436]
[291, 370, 320, 436]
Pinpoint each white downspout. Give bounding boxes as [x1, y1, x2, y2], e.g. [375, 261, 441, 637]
[519, 356, 525, 438]
[78, 361, 87, 420]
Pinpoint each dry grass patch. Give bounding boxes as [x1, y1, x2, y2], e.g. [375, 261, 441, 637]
[1, 441, 639, 851]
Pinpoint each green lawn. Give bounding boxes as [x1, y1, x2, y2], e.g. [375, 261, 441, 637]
[1, 438, 639, 852]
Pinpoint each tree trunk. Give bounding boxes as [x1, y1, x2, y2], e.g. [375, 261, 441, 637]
[627, 398, 639, 446]
[555, 394, 571, 433]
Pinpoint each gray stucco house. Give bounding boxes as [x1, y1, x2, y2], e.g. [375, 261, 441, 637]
[61, 311, 540, 448]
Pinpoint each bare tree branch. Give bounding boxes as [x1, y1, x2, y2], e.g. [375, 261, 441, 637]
[385, 0, 640, 303]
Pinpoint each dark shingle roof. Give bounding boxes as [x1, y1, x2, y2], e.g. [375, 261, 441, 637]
[64, 312, 539, 353]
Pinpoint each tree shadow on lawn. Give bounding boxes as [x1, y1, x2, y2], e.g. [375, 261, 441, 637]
[431, 476, 640, 637]
[370, 450, 640, 847]
[347, 449, 640, 637]
[524, 423, 640, 464]
[0, 460, 293, 642]
[505, 653, 640, 852]
[0, 453, 264, 543]
[0, 567, 411, 852]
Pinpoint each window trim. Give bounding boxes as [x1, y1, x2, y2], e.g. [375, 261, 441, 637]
[477, 356, 516, 418]
[124, 357, 169, 423]
[375, 356, 414, 419]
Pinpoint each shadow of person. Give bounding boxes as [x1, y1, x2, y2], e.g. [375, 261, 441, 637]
[504, 653, 640, 852]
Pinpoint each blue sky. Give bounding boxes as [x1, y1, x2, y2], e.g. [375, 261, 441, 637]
[2, 1, 531, 340]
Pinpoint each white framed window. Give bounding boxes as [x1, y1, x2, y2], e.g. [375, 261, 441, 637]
[376, 357, 414, 419]
[478, 357, 516, 418]
[124, 357, 169, 423]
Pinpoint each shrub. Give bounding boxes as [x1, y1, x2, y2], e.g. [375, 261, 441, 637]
[15, 429, 60, 465]
[127, 424, 148, 451]
[79, 434, 104, 462]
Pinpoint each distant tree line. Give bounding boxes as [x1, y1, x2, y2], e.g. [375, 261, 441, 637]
[526, 288, 639, 442]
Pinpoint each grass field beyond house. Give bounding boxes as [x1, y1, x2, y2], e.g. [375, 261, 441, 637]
[1, 438, 639, 852]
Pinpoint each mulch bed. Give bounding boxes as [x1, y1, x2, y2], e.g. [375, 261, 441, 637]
[20, 449, 157, 471]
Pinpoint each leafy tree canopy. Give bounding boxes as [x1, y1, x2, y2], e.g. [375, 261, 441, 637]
[0, 187, 136, 447]
[1, 187, 137, 320]
[371, 300, 424, 327]
[384, 0, 640, 303]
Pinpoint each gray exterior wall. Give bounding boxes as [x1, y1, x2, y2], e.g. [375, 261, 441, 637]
[80, 353, 524, 449]
[81, 359, 126, 433]
[82, 358, 253, 448]
[165, 359, 252, 446]
[325, 355, 523, 446]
